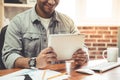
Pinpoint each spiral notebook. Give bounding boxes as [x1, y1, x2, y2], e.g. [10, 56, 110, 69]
[48, 34, 85, 60]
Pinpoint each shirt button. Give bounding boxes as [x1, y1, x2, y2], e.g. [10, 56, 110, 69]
[44, 39, 46, 42]
[42, 28, 45, 30]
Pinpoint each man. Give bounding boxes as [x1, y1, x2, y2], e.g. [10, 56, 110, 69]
[2, 0, 89, 69]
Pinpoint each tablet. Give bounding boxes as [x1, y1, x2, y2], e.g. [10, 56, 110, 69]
[48, 34, 85, 60]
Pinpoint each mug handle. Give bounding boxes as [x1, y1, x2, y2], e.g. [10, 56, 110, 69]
[102, 50, 107, 59]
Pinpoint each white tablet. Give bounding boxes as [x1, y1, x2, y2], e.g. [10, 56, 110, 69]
[48, 34, 85, 60]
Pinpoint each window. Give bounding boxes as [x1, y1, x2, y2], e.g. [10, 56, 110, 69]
[56, 0, 76, 23]
[77, 0, 120, 26]
[56, 0, 120, 26]
[86, 0, 112, 19]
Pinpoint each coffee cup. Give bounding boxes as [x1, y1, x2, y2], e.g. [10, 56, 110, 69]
[102, 47, 119, 62]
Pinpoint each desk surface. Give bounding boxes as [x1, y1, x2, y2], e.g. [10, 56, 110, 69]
[0, 59, 120, 80]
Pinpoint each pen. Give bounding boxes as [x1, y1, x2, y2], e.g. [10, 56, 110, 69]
[24, 74, 32, 80]
[42, 70, 46, 80]
[47, 72, 66, 80]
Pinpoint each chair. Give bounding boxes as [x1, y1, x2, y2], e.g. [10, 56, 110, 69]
[0, 25, 8, 69]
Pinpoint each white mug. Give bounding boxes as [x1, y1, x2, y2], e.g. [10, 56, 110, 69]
[102, 47, 119, 62]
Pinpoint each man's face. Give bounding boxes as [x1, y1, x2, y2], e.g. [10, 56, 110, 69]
[37, 0, 59, 15]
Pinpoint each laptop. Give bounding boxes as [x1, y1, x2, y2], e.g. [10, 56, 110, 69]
[48, 34, 85, 60]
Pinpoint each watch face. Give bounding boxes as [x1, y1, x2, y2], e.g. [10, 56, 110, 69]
[30, 59, 35, 66]
[29, 58, 36, 67]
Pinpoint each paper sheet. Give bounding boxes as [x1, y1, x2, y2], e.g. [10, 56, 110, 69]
[0, 69, 68, 80]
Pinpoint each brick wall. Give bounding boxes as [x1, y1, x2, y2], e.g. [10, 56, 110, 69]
[77, 26, 118, 59]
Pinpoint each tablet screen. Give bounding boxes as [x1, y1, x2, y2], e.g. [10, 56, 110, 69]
[48, 34, 85, 60]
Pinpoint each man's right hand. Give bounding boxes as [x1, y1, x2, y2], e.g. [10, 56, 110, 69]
[36, 47, 57, 69]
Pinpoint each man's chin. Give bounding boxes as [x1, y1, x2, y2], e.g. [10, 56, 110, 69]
[45, 11, 54, 16]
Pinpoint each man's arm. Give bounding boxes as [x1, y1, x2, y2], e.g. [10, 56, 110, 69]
[2, 17, 26, 68]
[14, 47, 57, 69]
[14, 57, 30, 68]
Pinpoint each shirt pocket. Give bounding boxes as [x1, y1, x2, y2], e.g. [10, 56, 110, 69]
[22, 33, 41, 57]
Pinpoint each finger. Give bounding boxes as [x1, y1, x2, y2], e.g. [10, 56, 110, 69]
[73, 49, 86, 55]
[40, 47, 54, 55]
[74, 59, 87, 66]
[46, 51, 57, 59]
[46, 52, 57, 63]
[72, 53, 87, 59]
[76, 48, 82, 52]
[47, 57, 57, 64]
[74, 55, 88, 60]
[77, 53, 87, 58]
[77, 50, 86, 54]
[48, 47, 54, 50]
[46, 47, 54, 53]
[47, 57, 57, 61]
[73, 54, 88, 61]
[41, 53, 56, 61]
[74, 56, 88, 63]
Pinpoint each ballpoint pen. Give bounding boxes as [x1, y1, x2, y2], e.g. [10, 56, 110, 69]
[47, 72, 66, 80]
[42, 70, 46, 80]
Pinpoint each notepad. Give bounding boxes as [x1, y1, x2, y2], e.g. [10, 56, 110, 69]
[48, 34, 85, 60]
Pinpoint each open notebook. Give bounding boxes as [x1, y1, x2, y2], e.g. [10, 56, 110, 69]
[48, 34, 85, 60]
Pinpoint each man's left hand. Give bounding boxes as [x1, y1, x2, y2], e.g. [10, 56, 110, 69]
[72, 48, 89, 67]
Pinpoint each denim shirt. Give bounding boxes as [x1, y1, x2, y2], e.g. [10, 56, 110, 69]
[2, 6, 79, 68]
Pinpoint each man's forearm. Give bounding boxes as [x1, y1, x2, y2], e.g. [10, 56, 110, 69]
[14, 57, 30, 68]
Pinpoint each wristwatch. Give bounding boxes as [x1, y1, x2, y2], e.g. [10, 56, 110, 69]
[28, 57, 36, 69]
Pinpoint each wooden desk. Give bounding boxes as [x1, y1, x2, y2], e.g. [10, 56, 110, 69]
[0, 59, 120, 80]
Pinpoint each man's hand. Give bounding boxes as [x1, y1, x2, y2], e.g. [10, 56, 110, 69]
[72, 48, 89, 67]
[36, 47, 57, 69]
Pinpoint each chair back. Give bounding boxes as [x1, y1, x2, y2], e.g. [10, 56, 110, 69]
[0, 25, 8, 69]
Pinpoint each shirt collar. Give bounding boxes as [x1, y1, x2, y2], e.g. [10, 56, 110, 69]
[30, 5, 40, 23]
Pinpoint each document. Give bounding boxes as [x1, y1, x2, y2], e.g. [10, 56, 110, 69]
[0, 69, 68, 80]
